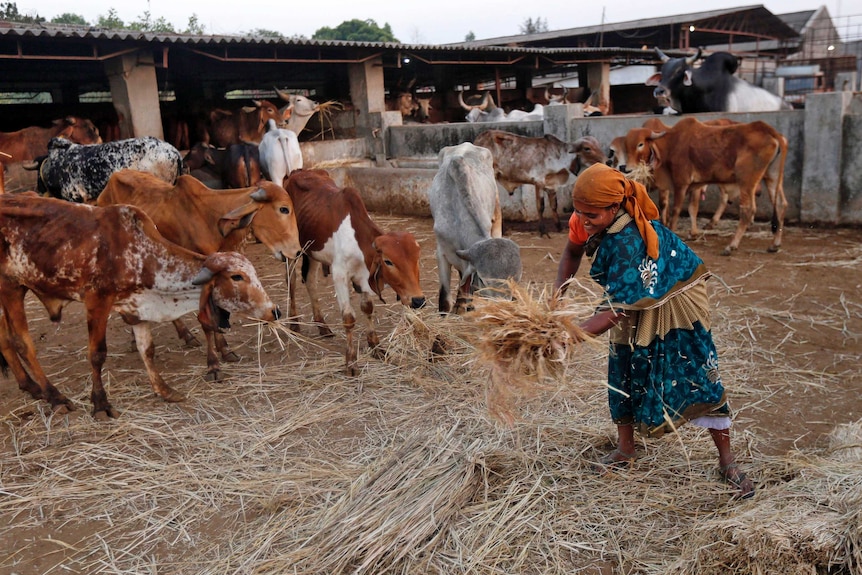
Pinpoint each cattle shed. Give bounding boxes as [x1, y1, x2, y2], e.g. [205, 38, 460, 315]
[0, 5, 806, 140]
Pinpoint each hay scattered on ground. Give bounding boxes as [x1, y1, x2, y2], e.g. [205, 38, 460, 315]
[1, 239, 861, 575]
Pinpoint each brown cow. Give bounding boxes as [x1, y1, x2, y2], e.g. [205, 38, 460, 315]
[0, 194, 279, 419]
[98, 170, 301, 380]
[205, 100, 283, 147]
[619, 117, 788, 255]
[473, 130, 609, 237]
[632, 117, 740, 238]
[283, 169, 425, 375]
[0, 116, 102, 163]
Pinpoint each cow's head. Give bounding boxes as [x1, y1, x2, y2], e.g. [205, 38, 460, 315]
[647, 47, 701, 112]
[55, 116, 102, 145]
[250, 100, 283, 132]
[217, 181, 302, 262]
[274, 88, 321, 126]
[183, 142, 218, 171]
[607, 136, 627, 170]
[455, 237, 522, 300]
[192, 252, 280, 332]
[413, 96, 432, 122]
[619, 127, 666, 177]
[569, 136, 608, 174]
[370, 231, 425, 309]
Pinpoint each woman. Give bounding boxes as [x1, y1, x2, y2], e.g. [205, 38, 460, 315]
[557, 163, 754, 499]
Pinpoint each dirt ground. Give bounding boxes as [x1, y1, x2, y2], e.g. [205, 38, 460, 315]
[1, 210, 861, 574]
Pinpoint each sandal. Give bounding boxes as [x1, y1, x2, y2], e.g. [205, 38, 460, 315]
[719, 462, 755, 499]
[593, 448, 637, 474]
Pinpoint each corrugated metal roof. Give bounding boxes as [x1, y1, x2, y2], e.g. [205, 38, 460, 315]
[456, 5, 799, 48]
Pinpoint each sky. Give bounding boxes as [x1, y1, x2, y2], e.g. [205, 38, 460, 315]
[13, 1, 847, 45]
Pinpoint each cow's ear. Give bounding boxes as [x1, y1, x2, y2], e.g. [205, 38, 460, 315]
[218, 203, 258, 236]
[645, 73, 662, 86]
[683, 70, 694, 87]
[647, 141, 663, 170]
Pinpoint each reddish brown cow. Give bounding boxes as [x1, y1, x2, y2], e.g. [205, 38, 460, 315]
[0, 194, 279, 419]
[283, 169, 425, 375]
[620, 117, 788, 255]
[206, 100, 283, 148]
[473, 130, 608, 237]
[0, 116, 102, 163]
[635, 117, 740, 237]
[98, 170, 301, 380]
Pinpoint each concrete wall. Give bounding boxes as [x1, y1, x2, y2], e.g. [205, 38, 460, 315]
[346, 92, 862, 225]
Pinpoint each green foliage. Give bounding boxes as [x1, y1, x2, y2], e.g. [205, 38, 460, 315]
[97, 8, 125, 30]
[184, 14, 205, 35]
[464, 31, 476, 42]
[249, 28, 283, 38]
[0, 1, 45, 23]
[128, 10, 177, 33]
[50, 13, 88, 25]
[520, 16, 548, 35]
[312, 19, 399, 43]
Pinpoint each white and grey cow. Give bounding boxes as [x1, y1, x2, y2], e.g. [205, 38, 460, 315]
[30, 136, 183, 203]
[258, 119, 303, 187]
[428, 142, 522, 314]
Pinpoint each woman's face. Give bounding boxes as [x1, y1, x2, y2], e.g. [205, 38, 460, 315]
[573, 200, 619, 236]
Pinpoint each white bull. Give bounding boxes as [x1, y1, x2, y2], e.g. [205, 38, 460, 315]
[428, 142, 522, 314]
[259, 119, 303, 187]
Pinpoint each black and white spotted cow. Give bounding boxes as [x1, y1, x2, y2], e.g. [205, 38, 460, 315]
[29, 137, 184, 203]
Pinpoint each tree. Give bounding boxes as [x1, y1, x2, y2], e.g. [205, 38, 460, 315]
[129, 10, 176, 33]
[0, 1, 45, 23]
[464, 31, 476, 42]
[519, 16, 548, 35]
[249, 28, 282, 38]
[184, 14, 205, 35]
[312, 19, 398, 43]
[50, 13, 88, 25]
[97, 8, 125, 30]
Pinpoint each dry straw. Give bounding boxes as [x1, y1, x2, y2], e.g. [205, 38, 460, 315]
[467, 279, 604, 426]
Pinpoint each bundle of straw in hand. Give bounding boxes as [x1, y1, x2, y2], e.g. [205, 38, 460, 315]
[468, 280, 598, 425]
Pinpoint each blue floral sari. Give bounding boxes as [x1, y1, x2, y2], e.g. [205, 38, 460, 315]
[588, 213, 729, 438]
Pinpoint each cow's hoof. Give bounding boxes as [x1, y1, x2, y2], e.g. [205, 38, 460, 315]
[317, 325, 335, 338]
[221, 351, 241, 363]
[288, 322, 301, 333]
[92, 407, 120, 421]
[183, 334, 202, 348]
[370, 346, 385, 360]
[767, 245, 781, 253]
[204, 369, 222, 382]
[720, 247, 734, 256]
[162, 389, 186, 403]
[52, 402, 74, 415]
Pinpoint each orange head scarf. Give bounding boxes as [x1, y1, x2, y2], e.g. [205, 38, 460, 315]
[572, 163, 660, 260]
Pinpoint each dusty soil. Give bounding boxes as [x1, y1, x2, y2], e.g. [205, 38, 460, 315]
[3, 213, 861, 451]
[1, 211, 860, 574]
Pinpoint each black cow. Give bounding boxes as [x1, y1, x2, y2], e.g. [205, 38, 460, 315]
[29, 137, 184, 203]
[647, 47, 792, 114]
[183, 142, 262, 189]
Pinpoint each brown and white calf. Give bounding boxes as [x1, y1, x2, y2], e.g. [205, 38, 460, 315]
[473, 130, 608, 237]
[0, 194, 279, 419]
[98, 169, 301, 380]
[283, 169, 425, 375]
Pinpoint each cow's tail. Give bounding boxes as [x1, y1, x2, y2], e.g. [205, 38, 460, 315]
[242, 144, 254, 187]
[0, 349, 9, 377]
[768, 132, 789, 235]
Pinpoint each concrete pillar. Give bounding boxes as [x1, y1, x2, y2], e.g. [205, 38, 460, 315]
[349, 56, 386, 115]
[800, 92, 853, 223]
[586, 62, 611, 113]
[348, 56, 400, 164]
[544, 103, 584, 142]
[105, 50, 164, 139]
